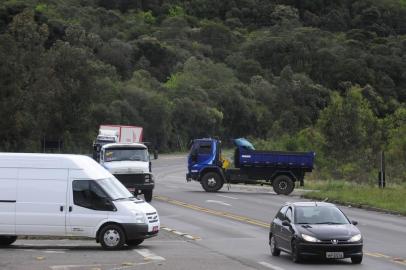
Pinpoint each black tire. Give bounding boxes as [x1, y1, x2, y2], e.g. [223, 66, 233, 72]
[351, 255, 363, 264]
[201, 172, 224, 192]
[291, 240, 301, 263]
[99, 224, 125, 250]
[126, 239, 144, 247]
[0, 236, 17, 246]
[270, 234, 281, 256]
[144, 190, 153, 202]
[272, 175, 294, 195]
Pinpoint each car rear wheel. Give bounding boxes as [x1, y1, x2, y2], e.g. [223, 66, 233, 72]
[144, 190, 153, 202]
[201, 172, 224, 192]
[0, 236, 17, 246]
[291, 240, 301, 263]
[270, 235, 281, 256]
[273, 175, 294, 195]
[351, 255, 363, 264]
[99, 224, 125, 250]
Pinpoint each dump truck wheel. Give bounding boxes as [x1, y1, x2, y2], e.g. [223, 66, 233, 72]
[201, 172, 223, 192]
[273, 175, 294, 195]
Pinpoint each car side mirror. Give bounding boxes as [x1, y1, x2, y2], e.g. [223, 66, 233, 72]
[282, 220, 290, 227]
[191, 153, 198, 162]
[351, 220, 358, 225]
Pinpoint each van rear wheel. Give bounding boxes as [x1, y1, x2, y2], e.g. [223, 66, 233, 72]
[0, 236, 17, 246]
[99, 225, 125, 250]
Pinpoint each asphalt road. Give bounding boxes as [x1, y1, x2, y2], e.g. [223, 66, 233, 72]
[1, 154, 406, 270]
[151, 154, 406, 270]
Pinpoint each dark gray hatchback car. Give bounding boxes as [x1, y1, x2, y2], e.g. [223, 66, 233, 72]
[269, 202, 363, 264]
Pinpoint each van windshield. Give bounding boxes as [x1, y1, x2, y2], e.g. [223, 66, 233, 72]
[97, 177, 141, 201]
[104, 147, 149, 162]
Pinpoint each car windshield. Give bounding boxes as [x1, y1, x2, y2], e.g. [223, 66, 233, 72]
[294, 206, 350, 225]
[104, 147, 149, 162]
[97, 177, 141, 201]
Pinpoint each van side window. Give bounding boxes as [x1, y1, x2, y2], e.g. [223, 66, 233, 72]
[73, 180, 112, 211]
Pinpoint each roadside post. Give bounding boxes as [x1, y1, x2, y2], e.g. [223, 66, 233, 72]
[378, 151, 386, 188]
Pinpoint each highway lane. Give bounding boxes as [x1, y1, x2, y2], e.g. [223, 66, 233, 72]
[151, 154, 406, 270]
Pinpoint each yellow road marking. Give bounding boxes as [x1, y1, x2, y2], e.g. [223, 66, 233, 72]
[155, 195, 269, 228]
[155, 195, 406, 267]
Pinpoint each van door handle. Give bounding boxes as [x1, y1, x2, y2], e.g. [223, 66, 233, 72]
[69, 206, 72, 212]
[60, 206, 64, 212]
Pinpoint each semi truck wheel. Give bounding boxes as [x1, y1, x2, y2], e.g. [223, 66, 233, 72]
[201, 172, 224, 192]
[99, 224, 125, 250]
[144, 190, 153, 202]
[272, 175, 294, 195]
[0, 236, 17, 246]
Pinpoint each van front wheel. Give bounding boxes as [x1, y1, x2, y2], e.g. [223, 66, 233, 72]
[0, 236, 17, 246]
[99, 225, 125, 250]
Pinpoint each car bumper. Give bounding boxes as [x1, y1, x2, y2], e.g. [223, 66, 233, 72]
[297, 242, 363, 258]
[121, 223, 159, 241]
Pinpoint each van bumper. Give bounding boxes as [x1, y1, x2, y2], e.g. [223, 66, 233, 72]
[122, 223, 159, 240]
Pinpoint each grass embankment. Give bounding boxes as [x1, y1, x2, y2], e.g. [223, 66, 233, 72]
[303, 180, 406, 215]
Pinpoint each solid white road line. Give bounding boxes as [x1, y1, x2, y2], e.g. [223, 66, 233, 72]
[205, 200, 232, 206]
[217, 194, 239, 200]
[135, 248, 166, 261]
[258, 261, 285, 270]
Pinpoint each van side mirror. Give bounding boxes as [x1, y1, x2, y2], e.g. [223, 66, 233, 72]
[282, 220, 290, 227]
[102, 198, 116, 211]
[351, 220, 358, 225]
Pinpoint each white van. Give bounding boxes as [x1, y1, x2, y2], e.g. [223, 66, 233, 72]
[0, 153, 160, 250]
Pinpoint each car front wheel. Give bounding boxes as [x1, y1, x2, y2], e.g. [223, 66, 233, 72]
[351, 255, 363, 264]
[291, 240, 301, 263]
[270, 234, 281, 256]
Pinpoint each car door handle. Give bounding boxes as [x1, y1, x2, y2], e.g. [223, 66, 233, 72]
[60, 206, 64, 212]
[69, 206, 72, 212]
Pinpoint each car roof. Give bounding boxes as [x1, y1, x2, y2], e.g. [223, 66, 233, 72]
[285, 201, 337, 207]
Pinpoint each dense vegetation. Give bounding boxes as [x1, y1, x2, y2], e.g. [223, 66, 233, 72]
[1, 0, 406, 183]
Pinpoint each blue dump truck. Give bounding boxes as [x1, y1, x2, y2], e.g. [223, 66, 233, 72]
[186, 138, 315, 195]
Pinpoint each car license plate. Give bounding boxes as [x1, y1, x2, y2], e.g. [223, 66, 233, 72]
[326, 252, 344, 259]
[152, 226, 159, 232]
[128, 187, 135, 193]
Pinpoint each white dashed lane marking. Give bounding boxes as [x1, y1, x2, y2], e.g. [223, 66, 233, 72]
[135, 248, 165, 261]
[216, 194, 239, 200]
[205, 200, 232, 206]
[258, 261, 285, 270]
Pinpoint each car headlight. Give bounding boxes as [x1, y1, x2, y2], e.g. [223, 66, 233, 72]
[348, 234, 362, 242]
[302, 234, 321, 242]
[133, 212, 147, 224]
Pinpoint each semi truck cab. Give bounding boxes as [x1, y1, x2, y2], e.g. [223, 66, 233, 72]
[100, 143, 154, 202]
